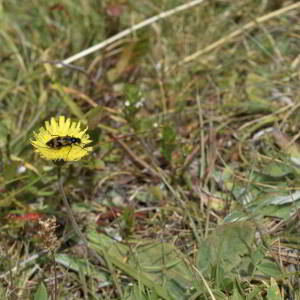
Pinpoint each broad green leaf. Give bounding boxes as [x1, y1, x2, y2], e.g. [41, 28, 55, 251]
[262, 162, 294, 178]
[257, 190, 300, 205]
[256, 261, 282, 278]
[88, 230, 193, 300]
[34, 282, 48, 300]
[55, 253, 109, 283]
[196, 222, 255, 276]
[231, 285, 244, 300]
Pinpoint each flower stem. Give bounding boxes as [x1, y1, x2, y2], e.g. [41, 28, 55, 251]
[57, 166, 105, 266]
[51, 251, 57, 300]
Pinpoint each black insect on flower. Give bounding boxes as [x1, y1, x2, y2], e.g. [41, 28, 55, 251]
[31, 116, 92, 161]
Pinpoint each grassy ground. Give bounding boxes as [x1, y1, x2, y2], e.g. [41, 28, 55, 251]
[1, 0, 300, 299]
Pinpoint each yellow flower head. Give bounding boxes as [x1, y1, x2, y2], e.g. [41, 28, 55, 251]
[31, 116, 93, 161]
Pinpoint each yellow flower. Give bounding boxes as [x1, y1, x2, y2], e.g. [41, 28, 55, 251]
[31, 116, 93, 161]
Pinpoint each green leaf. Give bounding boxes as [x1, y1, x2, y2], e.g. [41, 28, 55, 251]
[55, 254, 109, 283]
[34, 282, 48, 300]
[264, 190, 300, 205]
[88, 231, 193, 300]
[256, 261, 282, 278]
[262, 162, 294, 178]
[231, 285, 244, 300]
[196, 222, 255, 276]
